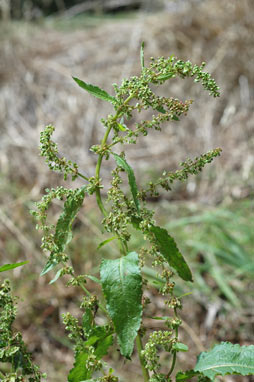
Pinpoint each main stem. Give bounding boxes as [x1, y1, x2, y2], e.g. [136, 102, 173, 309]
[94, 93, 136, 249]
[136, 333, 150, 382]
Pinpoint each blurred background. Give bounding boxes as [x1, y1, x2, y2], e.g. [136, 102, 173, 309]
[0, 0, 254, 381]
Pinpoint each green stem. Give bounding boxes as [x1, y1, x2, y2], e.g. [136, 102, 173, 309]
[77, 171, 89, 181]
[94, 92, 137, 249]
[95, 93, 136, 215]
[167, 350, 177, 378]
[167, 308, 179, 378]
[136, 333, 150, 382]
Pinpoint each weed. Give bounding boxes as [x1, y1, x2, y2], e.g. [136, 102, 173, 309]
[1, 45, 253, 382]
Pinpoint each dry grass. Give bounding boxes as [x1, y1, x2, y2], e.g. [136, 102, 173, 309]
[0, 0, 254, 202]
[0, 0, 254, 380]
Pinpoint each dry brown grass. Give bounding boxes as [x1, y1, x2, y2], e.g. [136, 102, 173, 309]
[0, 1, 254, 380]
[0, 0, 254, 202]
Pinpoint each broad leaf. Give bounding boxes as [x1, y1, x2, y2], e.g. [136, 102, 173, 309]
[73, 77, 117, 105]
[84, 326, 113, 358]
[113, 153, 140, 212]
[68, 351, 91, 382]
[150, 225, 193, 282]
[68, 326, 113, 382]
[176, 370, 198, 381]
[100, 251, 143, 358]
[0, 261, 28, 273]
[194, 342, 254, 380]
[41, 186, 86, 276]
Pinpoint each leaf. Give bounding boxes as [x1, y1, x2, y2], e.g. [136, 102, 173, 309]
[85, 275, 101, 284]
[140, 41, 145, 69]
[150, 225, 193, 282]
[176, 370, 198, 381]
[194, 342, 254, 380]
[0, 261, 28, 273]
[173, 342, 189, 352]
[73, 77, 117, 105]
[117, 123, 127, 131]
[41, 186, 86, 276]
[172, 114, 180, 121]
[97, 236, 118, 250]
[49, 268, 62, 284]
[155, 105, 167, 114]
[113, 153, 140, 212]
[157, 72, 175, 81]
[82, 308, 94, 334]
[40, 258, 59, 276]
[68, 351, 91, 382]
[84, 326, 113, 359]
[54, 187, 86, 251]
[100, 251, 143, 358]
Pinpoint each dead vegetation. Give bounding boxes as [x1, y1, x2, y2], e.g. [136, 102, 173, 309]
[0, 0, 254, 380]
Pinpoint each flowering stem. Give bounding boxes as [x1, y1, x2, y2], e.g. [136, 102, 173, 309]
[79, 281, 109, 318]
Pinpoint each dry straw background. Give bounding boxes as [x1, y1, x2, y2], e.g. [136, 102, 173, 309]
[0, 0, 254, 380]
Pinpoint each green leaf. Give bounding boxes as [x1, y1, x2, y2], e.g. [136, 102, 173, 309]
[100, 251, 143, 358]
[54, 187, 86, 251]
[41, 186, 86, 276]
[140, 41, 145, 69]
[84, 326, 113, 359]
[112, 153, 140, 212]
[117, 123, 127, 131]
[150, 225, 193, 282]
[85, 275, 101, 284]
[176, 370, 198, 381]
[40, 258, 59, 276]
[172, 114, 180, 121]
[82, 308, 94, 334]
[97, 236, 118, 250]
[73, 77, 117, 105]
[157, 72, 175, 81]
[49, 268, 62, 284]
[155, 105, 167, 114]
[0, 261, 28, 273]
[194, 342, 254, 380]
[68, 351, 91, 382]
[172, 342, 189, 352]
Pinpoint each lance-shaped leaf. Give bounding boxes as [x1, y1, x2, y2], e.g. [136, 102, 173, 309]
[73, 77, 117, 105]
[194, 342, 254, 380]
[112, 153, 140, 212]
[41, 186, 86, 276]
[97, 236, 118, 250]
[150, 225, 193, 282]
[0, 261, 28, 273]
[100, 251, 143, 358]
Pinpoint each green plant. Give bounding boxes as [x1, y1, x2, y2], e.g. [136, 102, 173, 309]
[1, 45, 254, 381]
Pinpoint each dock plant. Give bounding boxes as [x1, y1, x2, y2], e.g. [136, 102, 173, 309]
[1, 44, 254, 382]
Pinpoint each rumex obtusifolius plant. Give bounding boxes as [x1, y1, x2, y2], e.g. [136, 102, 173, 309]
[1, 45, 254, 382]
